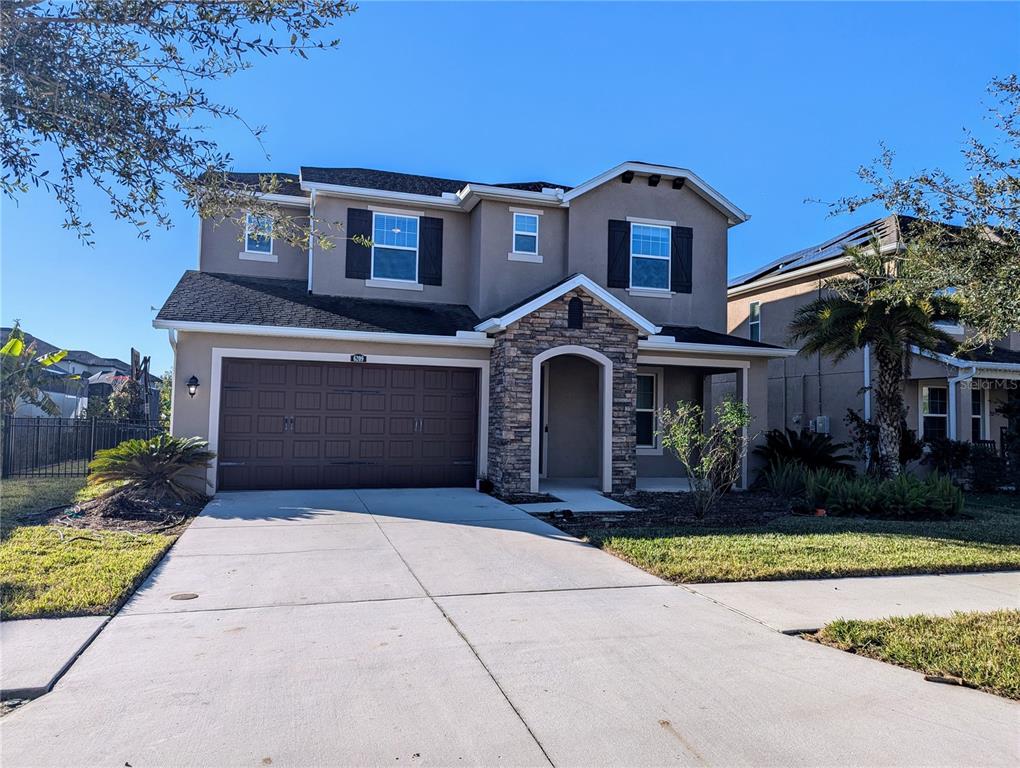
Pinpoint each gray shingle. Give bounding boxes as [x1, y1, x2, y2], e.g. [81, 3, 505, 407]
[157, 272, 480, 336]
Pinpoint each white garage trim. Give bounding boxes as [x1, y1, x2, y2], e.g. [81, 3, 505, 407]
[206, 347, 490, 494]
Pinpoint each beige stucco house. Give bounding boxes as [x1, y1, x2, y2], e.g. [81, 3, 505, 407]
[726, 215, 1020, 460]
[156, 161, 794, 496]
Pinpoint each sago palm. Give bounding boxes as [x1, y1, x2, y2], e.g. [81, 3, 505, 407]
[88, 435, 215, 502]
[789, 240, 952, 478]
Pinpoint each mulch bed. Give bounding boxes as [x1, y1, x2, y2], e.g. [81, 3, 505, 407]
[30, 493, 207, 535]
[533, 491, 791, 534]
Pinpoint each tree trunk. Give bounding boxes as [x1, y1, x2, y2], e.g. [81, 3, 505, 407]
[873, 346, 905, 478]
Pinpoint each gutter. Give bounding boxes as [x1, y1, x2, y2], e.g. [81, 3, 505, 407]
[152, 319, 494, 348]
[638, 338, 798, 358]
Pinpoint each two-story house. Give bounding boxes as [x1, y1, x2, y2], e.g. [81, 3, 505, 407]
[156, 161, 793, 496]
[727, 214, 1020, 456]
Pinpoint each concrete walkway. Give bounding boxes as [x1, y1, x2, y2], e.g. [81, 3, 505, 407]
[689, 571, 1020, 632]
[1, 489, 1016, 767]
[0, 616, 107, 700]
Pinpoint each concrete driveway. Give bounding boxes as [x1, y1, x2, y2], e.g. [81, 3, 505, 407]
[2, 489, 1016, 767]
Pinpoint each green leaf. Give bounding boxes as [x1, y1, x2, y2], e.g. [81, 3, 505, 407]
[1, 337, 24, 357]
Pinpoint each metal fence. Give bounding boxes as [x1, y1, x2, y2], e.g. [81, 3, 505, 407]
[1, 418, 161, 478]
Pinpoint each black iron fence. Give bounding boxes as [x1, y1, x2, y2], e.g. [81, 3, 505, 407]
[1, 418, 161, 478]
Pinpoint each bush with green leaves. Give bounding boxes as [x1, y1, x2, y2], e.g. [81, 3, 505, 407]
[88, 435, 215, 502]
[659, 397, 753, 518]
[761, 461, 808, 498]
[755, 429, 855, 475]
[923, 438, 971, 477]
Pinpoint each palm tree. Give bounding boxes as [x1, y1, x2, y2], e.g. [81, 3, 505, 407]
[0, 322, 69, 418]
[789, 239, 952, 478]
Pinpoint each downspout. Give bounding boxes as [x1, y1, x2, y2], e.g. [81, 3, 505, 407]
[947, 365, 977, 440]
[165, 328, 177, 434]
[307, 189, 316, 293]
[863, 343, 871, 421]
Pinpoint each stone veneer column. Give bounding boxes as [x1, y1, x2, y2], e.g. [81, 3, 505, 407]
[486, 289, 638, 496]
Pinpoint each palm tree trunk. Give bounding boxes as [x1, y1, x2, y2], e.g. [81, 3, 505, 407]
[873, 345, 905, 478]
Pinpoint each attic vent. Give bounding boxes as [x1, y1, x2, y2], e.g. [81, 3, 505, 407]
[567, 297, 584, 329]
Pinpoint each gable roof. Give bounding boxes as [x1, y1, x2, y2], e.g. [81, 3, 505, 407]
[729, 214, 915, 291]
[475, 274, 660, 336]
[562, 162, 749, 225]
[155, 271, 481, 337]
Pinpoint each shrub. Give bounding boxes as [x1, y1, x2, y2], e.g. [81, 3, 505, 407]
[923, 438, 971, 476]
[795, 468, 962, 520]
[825, 475, 881, 517]
[761, 461, 808, 498]
[755, 429, 855, 474]
[970, 443, 1008, 493]
[659, 397, 753, 519]
[88, 435, 215, 502]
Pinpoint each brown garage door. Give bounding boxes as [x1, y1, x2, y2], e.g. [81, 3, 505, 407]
[217, 358, 479, 490]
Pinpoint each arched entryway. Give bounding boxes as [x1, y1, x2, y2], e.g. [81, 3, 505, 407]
[530, 345, 613, 493]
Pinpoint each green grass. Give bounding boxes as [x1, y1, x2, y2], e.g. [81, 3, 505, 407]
[1, 475, 87, 534]
[581, 498, 1020, 583]
[0, 526, 172, 619]
[816, 610, 1020, 700]
[1, 474, 172, 619]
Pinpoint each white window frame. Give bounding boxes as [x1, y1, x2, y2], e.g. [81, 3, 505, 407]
[971, 385, 987, 442]
[749, 301, 761, 342]
[371, 211, 419, 284]
[629, 223, 671, 292]
[243, 212, 274, 256]
[636, 367, 664, 454]
[512, 212, 539, 255]
[920, 384, 949, 440]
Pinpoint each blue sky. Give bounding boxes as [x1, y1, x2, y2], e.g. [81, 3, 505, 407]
[2, 2, 1016, 373]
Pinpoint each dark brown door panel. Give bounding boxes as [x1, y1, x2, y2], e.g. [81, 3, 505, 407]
[217, 359, 479, 490]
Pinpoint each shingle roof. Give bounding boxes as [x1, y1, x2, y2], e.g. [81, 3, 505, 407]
[658, 325, 783, 349]
[299, 167, 570, 197]
[157, 271, 480, 336]
[729, 215, 917, 289]
[221, 172, 305, 197]
[932, 340, 1020, 366]
[0, 328, 129, 371]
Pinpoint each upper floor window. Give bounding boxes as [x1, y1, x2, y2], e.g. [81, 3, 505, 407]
[513, 212, 539, 255]
[372, 213, 419, 282]
[245, 212, 273, 254]
[749, 301, 761, 342]
[630, 223, 670, 291]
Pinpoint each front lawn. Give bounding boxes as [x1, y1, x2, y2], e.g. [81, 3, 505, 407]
[814, 610, 1020, 700]
[0, 475, 177, 619]
[551, 494, 1020, 583]
[0, 526, 171, 619]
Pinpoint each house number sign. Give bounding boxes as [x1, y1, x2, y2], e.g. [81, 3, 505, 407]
[350, 353, 367, 363]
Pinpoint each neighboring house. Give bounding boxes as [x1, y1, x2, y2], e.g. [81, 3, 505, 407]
[156, 161, 795, 495]
[726, 215, 1020, 455]
[0, 328, 161, 420]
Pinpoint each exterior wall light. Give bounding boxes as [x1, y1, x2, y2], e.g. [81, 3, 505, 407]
[186, 375, 200, 398]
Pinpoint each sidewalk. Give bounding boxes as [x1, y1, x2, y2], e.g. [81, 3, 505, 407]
[686, 571, 1020, 631]
[1, 616, 108, 700]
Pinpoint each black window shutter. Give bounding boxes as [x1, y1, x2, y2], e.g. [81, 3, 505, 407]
[607, 219, 629, 288]
[419, 216, 443, 286]
[671, 226, 693, 293]
[345, 208, 372, 279]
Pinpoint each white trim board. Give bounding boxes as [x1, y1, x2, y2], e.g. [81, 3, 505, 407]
[205, 347, 491, 494]
[639, 338, 796, 358]
[530, 345, 613, 493]
[475, 274, 660, 336]
[153, 319, 494, 349]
